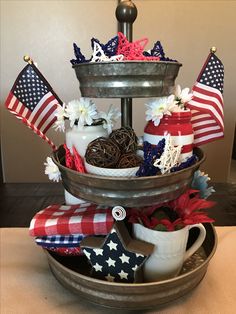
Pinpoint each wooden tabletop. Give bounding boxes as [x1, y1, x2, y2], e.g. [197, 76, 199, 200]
[0, 182, 235, 227]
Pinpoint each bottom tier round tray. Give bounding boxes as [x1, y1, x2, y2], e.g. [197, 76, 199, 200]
[45, 223, 217, 310]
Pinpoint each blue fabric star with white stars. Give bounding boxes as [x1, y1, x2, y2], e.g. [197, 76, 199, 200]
[81, 222, 154, 283]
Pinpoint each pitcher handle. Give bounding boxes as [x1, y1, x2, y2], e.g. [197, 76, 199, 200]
[184, 223, 206, 262]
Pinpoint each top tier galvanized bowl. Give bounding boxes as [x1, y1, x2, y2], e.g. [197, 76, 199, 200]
[73, 61, 182, 98]
[53, 146, 205, 207]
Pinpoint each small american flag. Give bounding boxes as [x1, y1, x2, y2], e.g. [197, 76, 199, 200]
[187, 52, 224, 146]
[5, 62, 62, 150]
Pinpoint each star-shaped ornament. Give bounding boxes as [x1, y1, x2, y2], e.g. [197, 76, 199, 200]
[70, 43, 89, 65]
[91, 35, 119, 57]
[117, 32, 160, 61]
[90, 42, 124, 63]
[154, 135, 182, 174]
[80, 221, 154, 283]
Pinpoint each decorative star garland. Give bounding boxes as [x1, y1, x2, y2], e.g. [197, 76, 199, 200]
[70, 33, 179, 64]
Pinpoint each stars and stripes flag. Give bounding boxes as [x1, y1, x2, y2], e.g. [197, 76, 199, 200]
[187, 52, 224, 146]
[5, 61, 62, 150]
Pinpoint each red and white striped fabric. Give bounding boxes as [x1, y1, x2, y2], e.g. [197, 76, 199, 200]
[144, 111, 194, 161]
[187, 53, 224, 146]
[5, 63, 62, 150]
[29, 203, 114, 237]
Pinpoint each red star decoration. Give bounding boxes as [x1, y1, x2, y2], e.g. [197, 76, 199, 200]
[117, 32, 160, 61]
[63, 144, 86, 173]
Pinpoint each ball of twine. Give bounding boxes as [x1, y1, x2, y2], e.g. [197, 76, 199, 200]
[85, 137, 121, 168]
[109, 126, 138, 153]
[117, 152, 143, 168]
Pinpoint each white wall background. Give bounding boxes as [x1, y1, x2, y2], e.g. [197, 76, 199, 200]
[1, 0, 235, 182]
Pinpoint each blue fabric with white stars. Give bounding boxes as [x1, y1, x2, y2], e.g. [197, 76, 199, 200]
[82, 227, 147, 283]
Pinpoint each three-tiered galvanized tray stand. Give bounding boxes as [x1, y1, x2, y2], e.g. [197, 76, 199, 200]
[46, 1, 217, 309]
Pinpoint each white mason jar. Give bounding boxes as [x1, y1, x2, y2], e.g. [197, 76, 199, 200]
[64, 122, 109, 205]
[65, 123, 108, 157]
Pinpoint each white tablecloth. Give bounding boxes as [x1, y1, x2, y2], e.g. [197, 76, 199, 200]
[1, 227, 236, 314]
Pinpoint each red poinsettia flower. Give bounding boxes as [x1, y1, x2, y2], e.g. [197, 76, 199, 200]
[127, 189, 215, 231]
[168, 189, 215, 226]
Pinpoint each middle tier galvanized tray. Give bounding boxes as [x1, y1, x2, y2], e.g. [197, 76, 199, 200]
[73, 61, 182, 98]
[53, 146, 205, 207]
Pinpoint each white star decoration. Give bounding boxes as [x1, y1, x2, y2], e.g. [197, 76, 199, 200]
[119, 253, 130, 264]
[91, 42, 124, 63]
[118, 270, 128, 280]
[106, 257, 116, 267]
[93, 263, 103, 272]
[93, 248, 103, 256]
[107, 240, 118, 251]
[154, 134, 182, 174]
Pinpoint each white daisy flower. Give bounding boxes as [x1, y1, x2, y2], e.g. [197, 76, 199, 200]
[65, 98, 98, 128]
[145, 97, 173, 126]
[44, 157, 61, 182]
[98, 105, 121, 134]
[53, 103, 66, 132]
[174, 85, 193, 107]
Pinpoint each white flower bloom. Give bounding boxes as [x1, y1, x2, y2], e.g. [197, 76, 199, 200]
[174, 85, 193, 106]
[44, 157, 61, 182]
[65, 98, 98, 128]
[53, 103, 66, 132]
[145, 97, 173, 126]
[98, 105, 121, 134]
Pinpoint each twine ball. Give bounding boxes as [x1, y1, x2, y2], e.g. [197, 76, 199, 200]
[117, 153, 143, 168]
[85, 137, 121, 168]
[109, 126, 138, 153]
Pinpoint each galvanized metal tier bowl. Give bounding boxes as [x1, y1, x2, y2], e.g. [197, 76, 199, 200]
[46, 223, 217, 310]
[53, 146, 205, 207]
[73, 61, 182, 98]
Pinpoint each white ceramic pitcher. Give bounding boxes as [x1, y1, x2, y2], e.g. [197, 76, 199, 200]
[133, 223, 206, 282]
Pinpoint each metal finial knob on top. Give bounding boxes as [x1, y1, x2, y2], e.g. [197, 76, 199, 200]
[116, 0, 137, 24]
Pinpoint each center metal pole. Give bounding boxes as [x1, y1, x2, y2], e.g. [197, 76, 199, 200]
[116, 0, 137, 127]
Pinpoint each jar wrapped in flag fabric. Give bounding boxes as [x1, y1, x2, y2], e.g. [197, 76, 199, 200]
[144, 111, 194, 162]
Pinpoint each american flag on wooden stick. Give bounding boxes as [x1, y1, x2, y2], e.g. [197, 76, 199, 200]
[187, 50, 224, 146]
[5, 59, 62, 150]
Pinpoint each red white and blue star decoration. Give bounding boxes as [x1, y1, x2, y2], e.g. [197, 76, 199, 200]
[80, 221, 154, 283]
